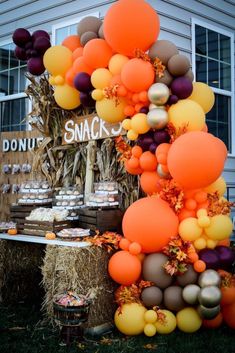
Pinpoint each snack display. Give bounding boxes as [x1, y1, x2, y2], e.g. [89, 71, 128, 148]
[53, 187, 84, 220]
[86, 182, 119, 208]
[26, 208, 69, 222]
[0, 221, 16, 232]
[54, 291, 90, 307]
[18, 180, 53, 205]
[57, 228, 90, 238]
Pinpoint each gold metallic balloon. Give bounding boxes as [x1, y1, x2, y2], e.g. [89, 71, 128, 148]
[182, 284, 200, 305]
[198, 286, 221, 308]
[157, 164, 170, 179]
[147, 108, 168, 129]
[197, 304, 220, 320]
[147, 83, 170, 105]
[198, 270, 221, 288]
[149, 103, 158, 110]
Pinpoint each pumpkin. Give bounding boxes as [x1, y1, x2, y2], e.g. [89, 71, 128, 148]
[222, 302, 235, 329]
[45, 232, 56, 240]
[202, 312, 223, 329]
[7, 228, 18, 235]
[218, 269, 235, 306]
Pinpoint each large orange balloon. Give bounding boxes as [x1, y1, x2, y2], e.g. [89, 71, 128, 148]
[121, 59, 155, 93]
[103, 0, 160, 56]
[140, 171, 161, 195]
[62, 35, 81, 52]
[83, 38, 113, 69]
[167, 132, 227, 189]
[108, 250, 141, 285]
[122, 197, 179, 253]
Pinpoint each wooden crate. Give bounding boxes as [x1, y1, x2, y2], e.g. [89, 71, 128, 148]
[15, 219, 72, 236]
[77, 208, 123, 233]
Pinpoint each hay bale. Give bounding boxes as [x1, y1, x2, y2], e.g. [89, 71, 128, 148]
[0, 240, 44, 303]
[41, 245, 117, 328]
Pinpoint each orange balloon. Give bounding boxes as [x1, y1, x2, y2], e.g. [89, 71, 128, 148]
[139, 91, 148, 103]
[139, 151, 158, 171]
[62, 35, 81, 52]
[188, 252, 199, 263]
[119, 238, 131, 251]
[193, 260, 206, 273]
[185, 198, 197, 211]
[217, 238, 230, 247]
[167, 132, 227, 190]
[203, 312, 223, 329]
[202, 124, 208, 132]
[129, 242, 142, 255]
[178, 208, 196, 222]
[155, 143, 171, 157]
[124, 105, 135, 117]
[125, 160, 143, 175]
[103, 0, 160, 56]
[72, 47, 83, 61]
[128, 157, 140, 169]
[132, 145, 143, 158]
[73, 56, 93, 75]
[108, 250, 141, 285]
[194, 191, 207, 204]
[122, 197, 179, 253]
[110, 74, 123, 86]
[222, 302, 235, 329]
[65, 67, 76, 87]
[140, 171, 161, 195]
[121, 58, 155, 93]
[83, 39, 113, 69]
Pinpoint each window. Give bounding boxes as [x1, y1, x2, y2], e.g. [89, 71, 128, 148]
[52, 12, 99, 45]
[192, 19, 234, 153]
[0, 41, 29, 131]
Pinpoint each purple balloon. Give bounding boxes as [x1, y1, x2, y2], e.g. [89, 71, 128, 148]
[149, 142, 157, 154]
[14, 46, 27, 61]
[171, 77, 193, 99]
[12, 28, 31, 48]
[80, 92, 95, 107]
[74, 72, 93, 93]
[33, 37, 51, 54]
[215, 246, 235, 270]
[32, 30, 50, 42]
[30, 49, 39, 57]
[167, 94, 179, 105]
[139, 106, 149, 114]
[25, 41, 33, 50]
[27, 57, 45, 76]
[199, 249, 220, 270]
[137, 135, 154, 151]
[153, 130, 170, 145]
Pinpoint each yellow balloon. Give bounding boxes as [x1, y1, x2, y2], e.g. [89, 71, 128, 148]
[168, 99, 205, 132]
[49, 76, 56, 85]
[205, 215, 233, 240]
[96, 98, 126, 123]
[197, 209, 208, 218]
[206, 239, 218, 249]
[197, 216, 211, 228]
[114, 303, 146, 335]
[194, 237, 207, 250]
[109, 54, 129, 75]
[122, 118, 132, 130]
[189, 82, 215, 113]
[203, 176, 226, 197]
[176, 307, 202, 333]
[179, 217, 203, 241]
[144, 310, 158, 324]
[155, 310, 176, 334]
[91, 68, 112, 89]
[131, 113, 150, 134]
[127, 129, 138, 140]
[43, 45, 73, 76]
[144, 323, 157, 337]
[54, 75, 64, 85]
[54, 84, 80, 110]
[91, 89, 104, 101]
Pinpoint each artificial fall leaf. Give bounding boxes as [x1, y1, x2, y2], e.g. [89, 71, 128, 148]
[157, 179, 184, 213]
[166, 122, 188, 143]
[207, 192, 234, 216]
[115, 284, 142, 309]
[135, 49, 151, 62]
[103, 84, 120, 106]
[100, 337, 113, 345]
[143, 344, 158, 350]
[115, 136, 132, 162]
[85, 232, 122, 252]
[152, 57, 166, 78]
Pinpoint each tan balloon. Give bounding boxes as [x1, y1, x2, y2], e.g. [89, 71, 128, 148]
[156, 69, 173, 86]
[147, 108, 168, 129]
[80, 31, 98, 46]
[77, 16, 102, 36]
[148, 40, 179, 64]
[183, 69, 194, 82]
[167, 54, 190, 76]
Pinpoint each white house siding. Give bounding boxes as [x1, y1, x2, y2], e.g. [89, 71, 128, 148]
[0, 0, 234, 196]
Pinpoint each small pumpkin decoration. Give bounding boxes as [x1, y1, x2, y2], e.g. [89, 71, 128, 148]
[45, 232, 56, 240]
[7, 228, 18, 235]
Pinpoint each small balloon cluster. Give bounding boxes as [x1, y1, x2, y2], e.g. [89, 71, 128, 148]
[12, 28, 51, 75]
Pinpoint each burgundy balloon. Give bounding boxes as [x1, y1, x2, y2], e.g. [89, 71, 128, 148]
[30, 49, 39, 57]
[149, 142, 157, 154]
[12, 28, 31, 48]
[25, 41, 33, 50]
[32, 30, 50, 42]
[74, 72, 93, 92]
[137, 135, 154, 151]
[199, 249, 220, 270]
[26, 49, 33, 59]
[215, 246, 235, 270]
[139, 106, 149, 114]
[80, 92, 95, 107]
[153, 130, 170, 144]
[171, 77, 193, 99]
[167, 94, 179, 105]
[27, 57, 45, 76]
[14, 46, 27, 61]
[33, 37, 51, 53]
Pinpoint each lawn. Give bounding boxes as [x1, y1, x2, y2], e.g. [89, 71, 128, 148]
[0, 303, 235, 353]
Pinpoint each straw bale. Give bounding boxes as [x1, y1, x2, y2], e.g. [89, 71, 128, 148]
[41, 245, 117, 328]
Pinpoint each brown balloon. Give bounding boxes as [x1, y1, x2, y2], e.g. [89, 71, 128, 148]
[155, 69, 173, 86]
[183, 69, 194, 82]
[164, 286, 186, 312]
[77, 16, 102, 36]
[167, 54, 191, 76]
[176, 265, 198, 287]
[148, 40, 179, 65]
[141, 286, 163, 307]
[98, 23, 105, 39]
[80, 31, 98, 46]
[142, 253, 173, 289]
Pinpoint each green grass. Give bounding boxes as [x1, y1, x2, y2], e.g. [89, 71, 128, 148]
[0, 303, 235, 353]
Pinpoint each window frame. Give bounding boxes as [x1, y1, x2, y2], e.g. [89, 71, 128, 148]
[191, 18, 235, 156]
[0, 38, 31, 132]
